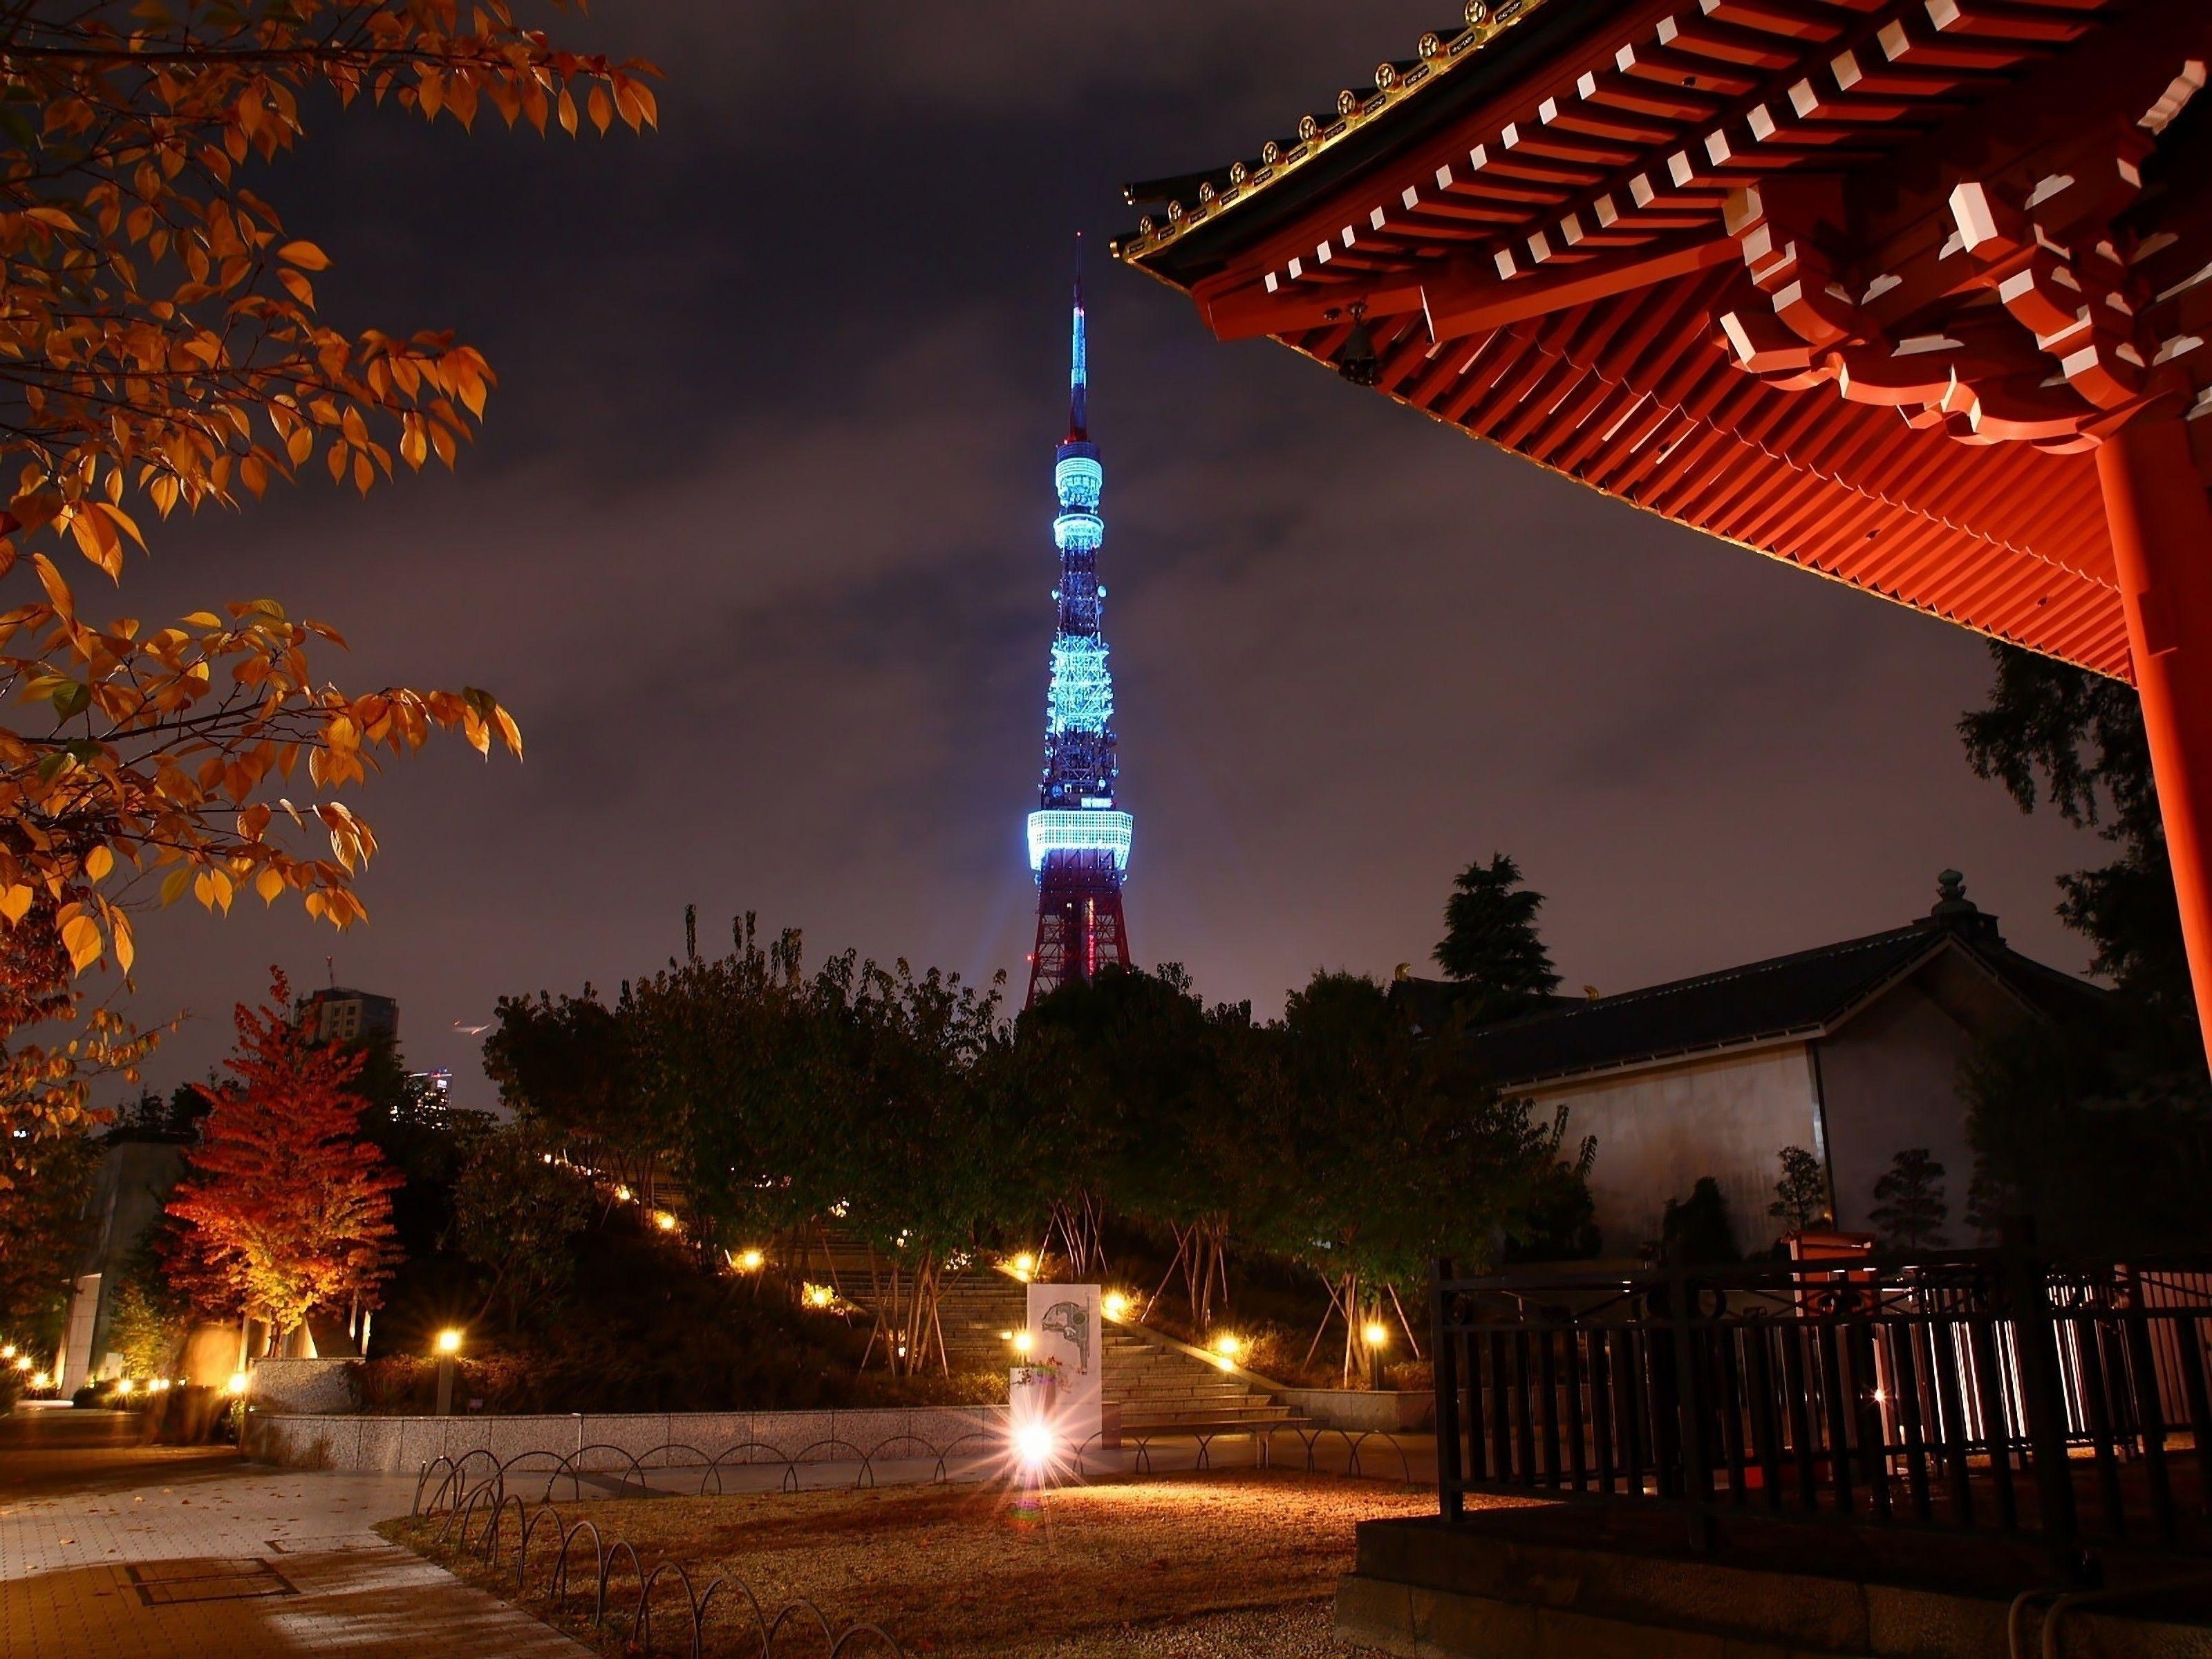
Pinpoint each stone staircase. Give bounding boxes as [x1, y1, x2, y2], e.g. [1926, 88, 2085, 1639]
[791, 1232, 1029, 1372]
[1102, 1324, 1302, 1434]
[787, 1231, 1303, 1434]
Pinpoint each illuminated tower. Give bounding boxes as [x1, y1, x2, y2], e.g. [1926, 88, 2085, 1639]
[1026, 245, 1132, 1006]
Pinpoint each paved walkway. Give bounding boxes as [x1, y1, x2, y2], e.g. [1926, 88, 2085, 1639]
[0, 1410, 589, 1658]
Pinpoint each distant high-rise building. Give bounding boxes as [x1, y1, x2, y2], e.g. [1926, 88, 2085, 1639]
[297, 986, 398, 1046]
[401, 1067, 452, 1129]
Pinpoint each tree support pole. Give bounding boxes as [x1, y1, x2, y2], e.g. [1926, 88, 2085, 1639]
[2098, 415, 2212, 1068]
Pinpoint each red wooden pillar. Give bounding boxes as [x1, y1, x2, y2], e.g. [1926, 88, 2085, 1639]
[2097, 415, 2212, 1064]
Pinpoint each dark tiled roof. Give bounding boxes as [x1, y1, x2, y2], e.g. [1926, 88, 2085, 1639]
[1398, 911, 2102, 1089]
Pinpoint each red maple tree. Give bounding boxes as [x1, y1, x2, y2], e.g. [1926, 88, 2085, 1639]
[168, 967, 399, 1351]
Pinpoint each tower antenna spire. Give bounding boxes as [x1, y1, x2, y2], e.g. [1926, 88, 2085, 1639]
[1068, 232, 1088, 442]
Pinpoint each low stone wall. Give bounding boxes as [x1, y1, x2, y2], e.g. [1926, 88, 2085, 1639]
[1279, 1389, 1433, 1434]
[245, 1358, 357, 1415]
[247, 1404, 1009, 1474]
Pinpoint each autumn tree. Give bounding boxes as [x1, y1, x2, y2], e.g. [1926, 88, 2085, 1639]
[167, 968, 400, 1352]
[0, 2, 657, 1150]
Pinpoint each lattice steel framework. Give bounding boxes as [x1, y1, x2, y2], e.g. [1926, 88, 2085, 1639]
[1027, 246, 1132, 1006]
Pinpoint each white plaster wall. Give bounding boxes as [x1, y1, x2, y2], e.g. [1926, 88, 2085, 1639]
[1532, 1044, 1821, 1256]
[1812, 980, 1983, 1237]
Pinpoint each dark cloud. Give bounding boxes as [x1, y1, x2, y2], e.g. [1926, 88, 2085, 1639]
[108, 1, 2102, 1100]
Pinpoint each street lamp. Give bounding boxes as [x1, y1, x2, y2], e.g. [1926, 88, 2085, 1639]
[434, 1329, 462, 1417]
[1362, 1319, 1391, 1391]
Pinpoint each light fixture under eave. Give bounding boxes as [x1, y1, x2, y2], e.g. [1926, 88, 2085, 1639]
[1334, 301, 1381, 386]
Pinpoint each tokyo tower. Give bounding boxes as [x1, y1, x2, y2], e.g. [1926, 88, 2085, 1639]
[1025, 244, 1132, 1007]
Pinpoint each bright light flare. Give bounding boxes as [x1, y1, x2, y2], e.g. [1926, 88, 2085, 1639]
[114, 1377, 133, 1396]
[225, 1371, 250, 1396]
[733, 1248, 765, 1273]
[1362, 1321, 1390, 1349]
[1013, 1330, 1035, 1354]
[1103, 1292, 1130, 1321]
[1210, 1332, 1242, 1360]
[1013, 1422, 1056, 1468]
[803, 1282, 836, 1309]
[9, 1354, 29, 1372]
[1009, 1252, 1036, 1282]
[30, 1372, 50, 1389]
[435, 1329, 462, 1356]
[653, 1210, 679, 1232]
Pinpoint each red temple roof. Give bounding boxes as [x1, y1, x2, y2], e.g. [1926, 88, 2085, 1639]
[1114, 0, 2212, 682]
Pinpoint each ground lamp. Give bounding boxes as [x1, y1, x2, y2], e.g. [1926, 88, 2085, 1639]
[1012, 1421, 1056, 1470]
[1102, 1291, 1130, 1322]
[434, 1329, 462, 1416]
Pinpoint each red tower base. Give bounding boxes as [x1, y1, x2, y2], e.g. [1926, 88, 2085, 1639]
[1027, 849, 1130, 1007]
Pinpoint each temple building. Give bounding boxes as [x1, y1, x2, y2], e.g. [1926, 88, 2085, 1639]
[1112, 0, 2212, 1076]
[1399, 876, 2102, 1253]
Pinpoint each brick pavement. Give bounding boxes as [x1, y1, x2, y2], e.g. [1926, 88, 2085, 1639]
[0, 1410, 590, 1658]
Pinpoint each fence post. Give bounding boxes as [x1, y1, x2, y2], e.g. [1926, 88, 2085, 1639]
[2003, 1222, 2084, 1580]
[1432, 1256, 1464, 1522]
[1665, 1241, 1714, 1552]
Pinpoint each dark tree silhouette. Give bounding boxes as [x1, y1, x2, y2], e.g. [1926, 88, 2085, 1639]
[1870, 1150, 1949, 1250]
[1768, 1145, 1833, 1235]
[1433, 853, 1561, 1022]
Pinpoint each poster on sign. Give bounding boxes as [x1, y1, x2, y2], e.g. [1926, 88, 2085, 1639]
[1026, 1283, 1101, 1447]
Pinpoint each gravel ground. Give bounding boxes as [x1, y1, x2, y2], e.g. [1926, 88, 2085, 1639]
[394, 1470, 1437, 1656]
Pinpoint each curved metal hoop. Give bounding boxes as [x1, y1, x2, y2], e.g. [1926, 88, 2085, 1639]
[546, 1516, 603, 1606]
[928, 1430, 1005, 1484]
[828, 1623, 910, 1657]
[594, 1537, 644, 1629]
[702, 1441, 802, 1496]
[1345, 1430, 1414, 1483]
[767, 1595, 840, 1654]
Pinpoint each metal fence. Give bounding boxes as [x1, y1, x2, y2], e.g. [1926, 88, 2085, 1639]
[1430, 1249, 2212, 1571]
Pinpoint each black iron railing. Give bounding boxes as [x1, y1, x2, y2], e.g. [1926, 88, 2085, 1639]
[1430, 1248, 2212, 1569]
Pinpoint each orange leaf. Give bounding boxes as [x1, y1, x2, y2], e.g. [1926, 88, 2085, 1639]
[277, 240, 331, 271]
[59, 910, 103, 975]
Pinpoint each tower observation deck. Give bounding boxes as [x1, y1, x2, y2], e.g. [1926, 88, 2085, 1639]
[1026, 243, 1132, 1006]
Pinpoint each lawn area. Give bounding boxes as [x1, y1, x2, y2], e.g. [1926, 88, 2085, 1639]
[394, 1470, 1443, 1656]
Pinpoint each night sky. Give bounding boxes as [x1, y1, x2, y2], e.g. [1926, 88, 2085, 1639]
[119, 1, 2101, 1104]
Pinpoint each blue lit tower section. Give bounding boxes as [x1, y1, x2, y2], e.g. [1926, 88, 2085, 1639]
[1026, 251, 1132, 1007]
